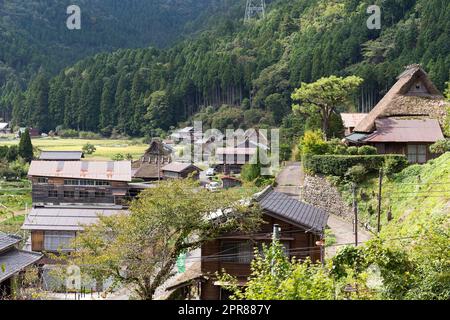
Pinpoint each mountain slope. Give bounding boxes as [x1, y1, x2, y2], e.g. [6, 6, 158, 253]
[3, 0, 450, 136]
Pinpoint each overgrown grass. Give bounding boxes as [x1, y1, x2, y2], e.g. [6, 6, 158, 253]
[0, 214, 25, 234]
[335, 153, 450, 237]
[0, 137, 148, 160]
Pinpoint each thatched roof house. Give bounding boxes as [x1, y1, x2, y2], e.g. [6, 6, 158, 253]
[354, 64, 448, 133]
[345, 65, 448, 163]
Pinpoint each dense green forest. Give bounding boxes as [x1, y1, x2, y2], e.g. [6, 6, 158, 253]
[0, 0, 233, 100]
[2, 0, 450, 139]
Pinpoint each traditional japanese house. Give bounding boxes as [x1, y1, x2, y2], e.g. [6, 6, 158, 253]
[341, 113, 368, 135]
[0, 123, 10, 134]
[162, 162, 201, 180]
[132, 139, 174, 181]
[170, 186, 328, 300]
[345, 65, 448, 163]
[0, 232, 42, 298]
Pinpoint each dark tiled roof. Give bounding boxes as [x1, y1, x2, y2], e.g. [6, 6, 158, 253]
[255, 187, 329, 234]
[162, 162, 201, 173]
[0, 249, 42, 282]
[39, 151, 84, 161]
[0, 232, 21, 253]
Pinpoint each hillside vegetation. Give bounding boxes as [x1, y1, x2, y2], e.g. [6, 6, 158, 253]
[2, 0, 449, 137]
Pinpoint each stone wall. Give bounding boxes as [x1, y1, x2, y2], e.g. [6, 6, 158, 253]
[301, 174, 353, 221]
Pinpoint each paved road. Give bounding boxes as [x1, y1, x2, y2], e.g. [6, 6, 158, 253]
[325, 215, 372, 258]
[275, 162, 303, 198]
[275, 162, 371, 258]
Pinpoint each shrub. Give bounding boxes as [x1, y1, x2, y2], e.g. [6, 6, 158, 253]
[357, 145, 378, 155]
[111, 153, 125, 161]
[79, 131, 102, 139]
[82, 143, 97, 155]
[429, 139, 450, 154]
[58, 129, 79, 138]
[347, 146, 358, 155]
[326, 139, 348, 155]
[299, 130, 328, 155]
[383, 156, 409, 179]
[303, 154, 407, 176]
[345, 165, 367, 183]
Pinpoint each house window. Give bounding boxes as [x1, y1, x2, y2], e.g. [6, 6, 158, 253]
[44, 231, 75, 252]
[37, 177, 49, 184]
[79, 191, 89, 198]
[64, 179, 111, 186]
[95, 191, 106, 198]
[64, 191, 75, 198]
[220, 241, 254, 264]
[407, 144, 427, 164]
[48, 190, 58, 198]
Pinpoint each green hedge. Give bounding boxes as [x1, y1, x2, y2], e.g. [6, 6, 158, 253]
[303, 154, 408, 176]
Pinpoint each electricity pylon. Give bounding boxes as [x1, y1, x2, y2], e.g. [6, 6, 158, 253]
[245, 0, 266, 22]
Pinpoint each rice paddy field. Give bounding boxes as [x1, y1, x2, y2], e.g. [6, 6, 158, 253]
[0, 137, 149, 160]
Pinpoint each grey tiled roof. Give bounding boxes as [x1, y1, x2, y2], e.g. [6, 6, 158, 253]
[255, 187, 329, 234]
[0, 249, 42, 282]
[0, 232, 21, 253]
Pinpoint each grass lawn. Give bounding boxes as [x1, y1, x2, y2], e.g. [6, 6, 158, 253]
[0, 214, 25, 234]
[0, 137, 148, 160]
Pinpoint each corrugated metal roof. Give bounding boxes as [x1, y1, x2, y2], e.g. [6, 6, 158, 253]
[28, 161, 132, 181]
[364, 118, 444, 142]
[162, 162, 200, 173]
[0, 123, 9, 130]
[0, 249, 42, 282]
[0, 232, 21, 252]
[39, 151, 84, 161]
[22, 207, 127, 231]
[255, 187, 328, 234]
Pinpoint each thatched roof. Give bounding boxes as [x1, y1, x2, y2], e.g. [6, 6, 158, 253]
[354, 65, 448, 133]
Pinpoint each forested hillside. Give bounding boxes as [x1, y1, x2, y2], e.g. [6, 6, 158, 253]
[0, 0, 234, 109]
[3, 0, 450, 137]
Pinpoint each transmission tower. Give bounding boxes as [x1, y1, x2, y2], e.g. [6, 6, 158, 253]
[245, 0, 266, 22]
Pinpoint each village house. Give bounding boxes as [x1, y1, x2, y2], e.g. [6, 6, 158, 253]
[341, 113, 368, 136]
[0, 123, 10, 134]
[0, 232, 42, 298]
[162, 162, 201, 180]
[39, 151, 84, 161]
[170, 127, 195, 143]
[132, 139, 174, 181]
[23, 160, 132, 259]
[166, 186, 329, 300]
[344, 65, 448, 163]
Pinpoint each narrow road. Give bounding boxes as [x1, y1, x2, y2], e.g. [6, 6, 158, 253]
[275, 162, 371, 258]
[275, 162, 303, 198]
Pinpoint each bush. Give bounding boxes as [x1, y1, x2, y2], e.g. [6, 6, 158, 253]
[383, 156, 409, 179]
[429, 139, 450, 154]
[82, 143, 96, 155]
[111, 153, 125, 161]
[345, 165, 367, 183]
[299, 130, 328, 156]
[58, 129, 79, 138]
[79, 131, 102, 139]
[347, 146, 358, 155]
[303, 154, 407, 176]
[357, 145, 378, 155]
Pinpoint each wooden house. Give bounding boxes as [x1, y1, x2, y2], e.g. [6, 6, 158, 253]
[162, 162, 201, 180]
[345, 65, 448, 163]
[132, 139, 174, 181]
[0, 123, 10, 134]
[341, 113, 368, 135]
[27, 160, 132, 207]
[167, 186, 329, 300]
[0, 232, 42, 298]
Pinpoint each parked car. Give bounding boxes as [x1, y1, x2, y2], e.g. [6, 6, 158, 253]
[206, 182, 221, 192]
[205, 168, 216, 177]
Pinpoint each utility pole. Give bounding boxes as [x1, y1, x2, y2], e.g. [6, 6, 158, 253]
[352, 183, 358, 246]
[377, 168, 383, 233]
[271, 224, 281, 276]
